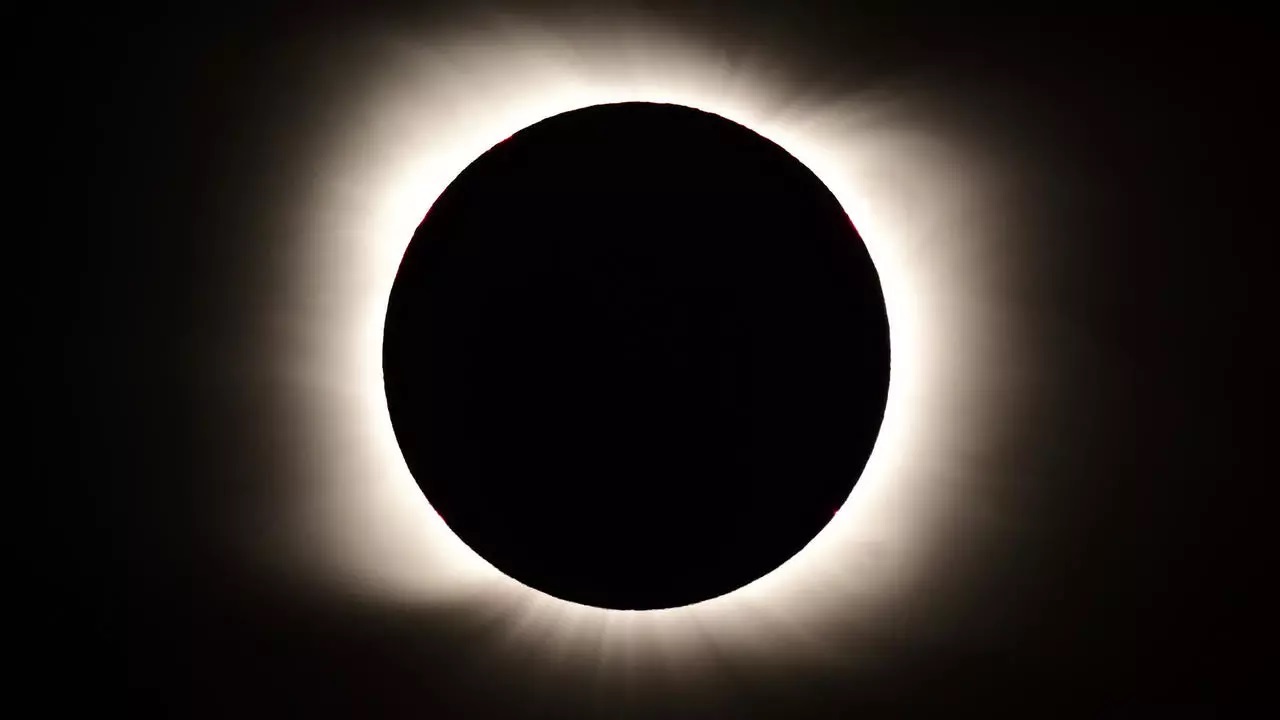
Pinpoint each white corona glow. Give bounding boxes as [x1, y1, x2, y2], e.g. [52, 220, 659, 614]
[261, 10, 1032, 681]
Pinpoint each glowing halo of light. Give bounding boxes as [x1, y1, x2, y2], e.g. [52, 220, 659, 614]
[255, 10, 1033, 681]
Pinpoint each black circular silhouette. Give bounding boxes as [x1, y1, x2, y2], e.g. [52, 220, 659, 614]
[383, 102, 889, 610]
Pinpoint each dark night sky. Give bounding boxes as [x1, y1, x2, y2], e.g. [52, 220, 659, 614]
[48, 5, 1265, 716]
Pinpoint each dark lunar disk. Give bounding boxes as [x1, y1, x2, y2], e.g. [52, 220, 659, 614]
[383, 102, 889, 610]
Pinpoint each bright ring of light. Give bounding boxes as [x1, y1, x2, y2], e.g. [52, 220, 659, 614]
[260, 10, 1031, 683]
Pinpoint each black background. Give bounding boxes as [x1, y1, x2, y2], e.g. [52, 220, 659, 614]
[47, 4, 1264, 715]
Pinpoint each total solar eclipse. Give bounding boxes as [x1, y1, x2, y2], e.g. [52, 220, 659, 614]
[383, 102, 889, 610]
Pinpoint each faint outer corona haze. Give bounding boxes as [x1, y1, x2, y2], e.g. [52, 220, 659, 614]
[248, 5, 1044, 689]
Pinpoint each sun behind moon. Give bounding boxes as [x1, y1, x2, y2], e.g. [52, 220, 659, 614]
[382, 102, 890, 610]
